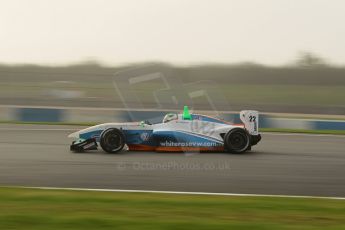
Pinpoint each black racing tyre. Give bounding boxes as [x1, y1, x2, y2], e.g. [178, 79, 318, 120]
[100, 128, 125, 153]
[224, 128, 250, 153]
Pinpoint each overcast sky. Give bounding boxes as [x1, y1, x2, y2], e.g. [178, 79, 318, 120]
[0, 0, 344, 65]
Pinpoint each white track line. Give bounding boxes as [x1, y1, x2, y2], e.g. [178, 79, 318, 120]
[17, 186, 345, 200]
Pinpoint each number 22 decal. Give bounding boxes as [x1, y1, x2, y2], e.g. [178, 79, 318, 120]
[249, 115, 256, 122]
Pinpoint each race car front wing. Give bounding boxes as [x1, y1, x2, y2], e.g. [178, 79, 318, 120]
[70, 138, 98, 152]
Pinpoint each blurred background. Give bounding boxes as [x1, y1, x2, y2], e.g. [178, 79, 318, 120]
[0, 0, 344, 121]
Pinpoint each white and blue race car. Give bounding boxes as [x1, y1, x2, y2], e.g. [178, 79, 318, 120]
[68, 106, 261, 153]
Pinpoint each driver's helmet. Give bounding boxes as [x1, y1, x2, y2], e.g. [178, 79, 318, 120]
[162, 113, 178, 123]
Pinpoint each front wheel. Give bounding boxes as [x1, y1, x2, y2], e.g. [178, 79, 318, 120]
[224, 128, 250, 153]
[100, 128, 125, 153]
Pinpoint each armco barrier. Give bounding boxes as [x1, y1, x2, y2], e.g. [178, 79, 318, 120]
[14, 108, 65, 122]
[2, 106, 345, 131]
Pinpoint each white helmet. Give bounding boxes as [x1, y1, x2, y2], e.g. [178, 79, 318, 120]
[162, 113, 178, 123]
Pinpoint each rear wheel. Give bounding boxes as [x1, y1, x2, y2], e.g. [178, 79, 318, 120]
[100, 128, 125, 153]
[224, 128, 250, 153]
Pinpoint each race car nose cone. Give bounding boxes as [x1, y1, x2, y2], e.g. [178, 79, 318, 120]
[68, 131, 80, 138]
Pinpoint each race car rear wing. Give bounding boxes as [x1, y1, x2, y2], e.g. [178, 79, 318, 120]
[240, 110, 259, 135]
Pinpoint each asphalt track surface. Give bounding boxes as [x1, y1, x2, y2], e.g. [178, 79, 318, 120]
[0, 124, 344, 197]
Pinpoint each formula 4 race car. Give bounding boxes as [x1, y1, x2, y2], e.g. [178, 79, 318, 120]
[68, 106, 261, 153]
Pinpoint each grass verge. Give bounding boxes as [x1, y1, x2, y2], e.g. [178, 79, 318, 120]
[0, 120, 98, 127]
[260, 128, 345, 135]
[0, 187, 344, 230]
